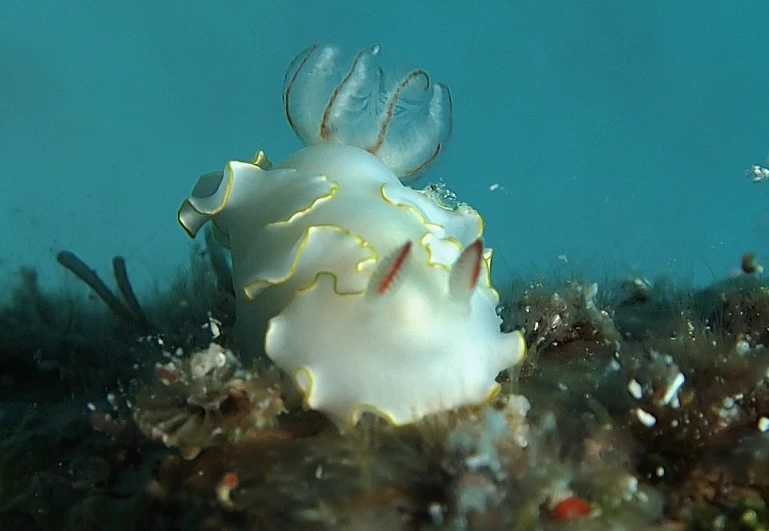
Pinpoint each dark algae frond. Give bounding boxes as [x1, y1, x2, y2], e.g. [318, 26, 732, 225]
[56, 251, 153, 334]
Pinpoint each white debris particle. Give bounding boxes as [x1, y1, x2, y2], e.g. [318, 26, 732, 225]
[465, 453, 493, 471]
[190, 343, 228, 379]
[748, 164, 769, 183]
[656, 466, 665, 477]
[758, 417, 769, 432]
[627, 379, 643, 400]
[622, 475, 639, 500]
[608, 359, 621, 371]
[204, 315, 222, 339]
[718, 402, 741, 424]
[487, 182, 511, 196]
[428, 502, 444, 526]
[315, 465, 323, 479]
[736, 339, 751, 356]
[86, 402, 96, 412]
[106, 393, 117, 409]
[634, 407, 657, 427]
[659, 371, 685, 406]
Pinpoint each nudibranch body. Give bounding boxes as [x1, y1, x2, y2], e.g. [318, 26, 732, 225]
[179, 44, 525, 427]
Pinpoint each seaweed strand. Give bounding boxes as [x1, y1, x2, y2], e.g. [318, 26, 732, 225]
[56, 251, 151, 333]
[112, 256, 153, 332]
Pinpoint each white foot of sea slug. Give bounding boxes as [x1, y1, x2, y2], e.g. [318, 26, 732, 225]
[178, 44, 526, 428]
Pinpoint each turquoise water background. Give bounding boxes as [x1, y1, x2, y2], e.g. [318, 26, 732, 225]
[3, 1, 769, 294]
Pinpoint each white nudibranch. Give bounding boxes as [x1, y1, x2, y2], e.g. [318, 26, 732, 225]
[178, 44, 526, 427]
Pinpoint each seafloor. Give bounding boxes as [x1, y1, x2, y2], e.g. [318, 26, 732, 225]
[2, 234, 769, 531]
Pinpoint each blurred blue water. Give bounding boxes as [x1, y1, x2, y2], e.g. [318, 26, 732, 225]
[2, 0, 768, 294]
